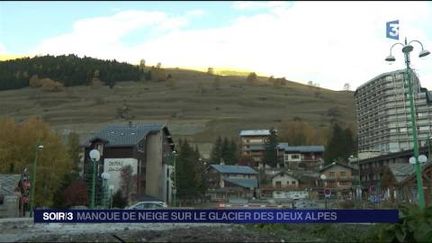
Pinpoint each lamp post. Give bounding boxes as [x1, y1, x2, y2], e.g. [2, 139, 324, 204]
[89, 149, 101, 209]
[385, 38, 430, 209]
[172, 150, 177, 207]
[108, 185, 114, 209]
[30, 144, 44, 217]
[101, 172, 110, 208]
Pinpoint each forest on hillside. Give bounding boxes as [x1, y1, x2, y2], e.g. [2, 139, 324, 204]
[0, 54, 143, 90]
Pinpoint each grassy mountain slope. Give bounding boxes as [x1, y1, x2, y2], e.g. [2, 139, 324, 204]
[0, 67, 355, 156]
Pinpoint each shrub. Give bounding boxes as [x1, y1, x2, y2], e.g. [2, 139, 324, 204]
[246, 72, 257, 84]
[378, 204, 432, 242]
[40, 78, 64, 92]
[338, 200, 355, 209]
[29, 74, 41, 88]
[112, 190, 128, 208]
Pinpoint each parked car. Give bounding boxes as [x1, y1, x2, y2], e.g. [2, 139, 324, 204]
[126, 201, 168, 209]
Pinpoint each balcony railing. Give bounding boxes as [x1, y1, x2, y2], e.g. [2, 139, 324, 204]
[321, 176, 353, 181]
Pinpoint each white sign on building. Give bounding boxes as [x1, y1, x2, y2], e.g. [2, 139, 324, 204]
[103, 158, 138, 193]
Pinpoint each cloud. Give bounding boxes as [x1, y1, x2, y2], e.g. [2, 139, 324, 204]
[32, 10, 190, 60]
[32, 2, 432, 91]
[0, 42, 6, 53]
[185, 9, 205, 17]
[232, 1, 292, 11]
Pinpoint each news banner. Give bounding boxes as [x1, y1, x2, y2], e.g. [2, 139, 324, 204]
[34, 209, 399, 223]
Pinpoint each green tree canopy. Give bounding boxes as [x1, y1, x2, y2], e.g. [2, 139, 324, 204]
[175, 140, 206, 200]
[263, 128, 280, 168]
[324, 123, 356, 165]
[0, 117, 73, 207]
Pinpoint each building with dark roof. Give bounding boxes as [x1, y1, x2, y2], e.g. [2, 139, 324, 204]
[380, 161, 432, 205]
[240, 129, 271, 167]
[207, 164, 258, 201]
[277, 143, 324, 170]
[319, 162, 357, 199]
[239, 128, 325, 170]
[83, 122, 175, 205]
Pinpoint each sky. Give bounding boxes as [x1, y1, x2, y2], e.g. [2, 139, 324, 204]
[1, 1, 432, 91]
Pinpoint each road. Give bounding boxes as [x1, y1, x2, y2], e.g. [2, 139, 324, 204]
[0, 217, 283, 242]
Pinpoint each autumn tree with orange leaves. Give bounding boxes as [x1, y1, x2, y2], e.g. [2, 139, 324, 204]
[0, 117, 73, 207]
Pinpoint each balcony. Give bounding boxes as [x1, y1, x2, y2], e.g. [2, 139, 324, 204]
[321, 176, 353, 182]
[260, 184, 304, 191]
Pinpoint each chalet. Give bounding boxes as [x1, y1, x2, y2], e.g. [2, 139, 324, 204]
[206, 164, 258, 201]
[381, 162, 432, 206]
[358, 146, 431, 194]
[277, 143, 325, 170]
[269, 172, 303, 199]
[319, 162, 357, 199]
[83, 122, 175, 205]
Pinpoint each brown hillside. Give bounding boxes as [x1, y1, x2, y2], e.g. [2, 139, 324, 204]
[0, 68, 355, 156]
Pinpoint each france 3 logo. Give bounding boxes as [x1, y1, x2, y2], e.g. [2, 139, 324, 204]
[386, 20, 399, 40]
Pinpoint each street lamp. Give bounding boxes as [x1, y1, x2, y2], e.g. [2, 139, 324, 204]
[101, 172, 110, 208]
[385, 37, 430, 209]
[30, 143, 44, 217]
[108, 185, 114, 209]
[171, 150, 177, 207]
[89, 149, 101, 209]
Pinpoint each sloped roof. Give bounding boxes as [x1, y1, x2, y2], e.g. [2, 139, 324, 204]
[387, 163, 415, 183]
[224, 178, 258, 188]
[240, 130, 270, 136]
[320, 162, 356, 172]
[210, 164, 257, 175]
[0, 174, 21, 196]
[86, 123, 170, 147]
[277, 143, 324, 153]
[271, 171, 299, 180]
[388, 162, 432, 184]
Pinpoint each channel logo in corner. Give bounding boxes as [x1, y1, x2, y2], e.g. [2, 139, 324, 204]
[386, 20, 399, 40]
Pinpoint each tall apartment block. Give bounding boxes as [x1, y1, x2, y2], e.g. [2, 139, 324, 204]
[355, 69, 432, 156]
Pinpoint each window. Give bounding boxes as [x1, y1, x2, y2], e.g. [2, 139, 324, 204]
[96, 143, 104, 156]
[291, 154, 300, 159]
[340, 171, 346, 177]
[275, 181, 281, 188]
[138, 142, 145, 152]
[329, 172, 335, 177]
[291, 181, 296, 185]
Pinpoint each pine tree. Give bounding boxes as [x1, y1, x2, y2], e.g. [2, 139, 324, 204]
[228, 139, 239, 165]
[221, 137, 230, 164]
[176, 140, 205, 201]
[210, 136, 223, 164]
[324, 123, 355, 164]
[263, 128, 279, 168]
